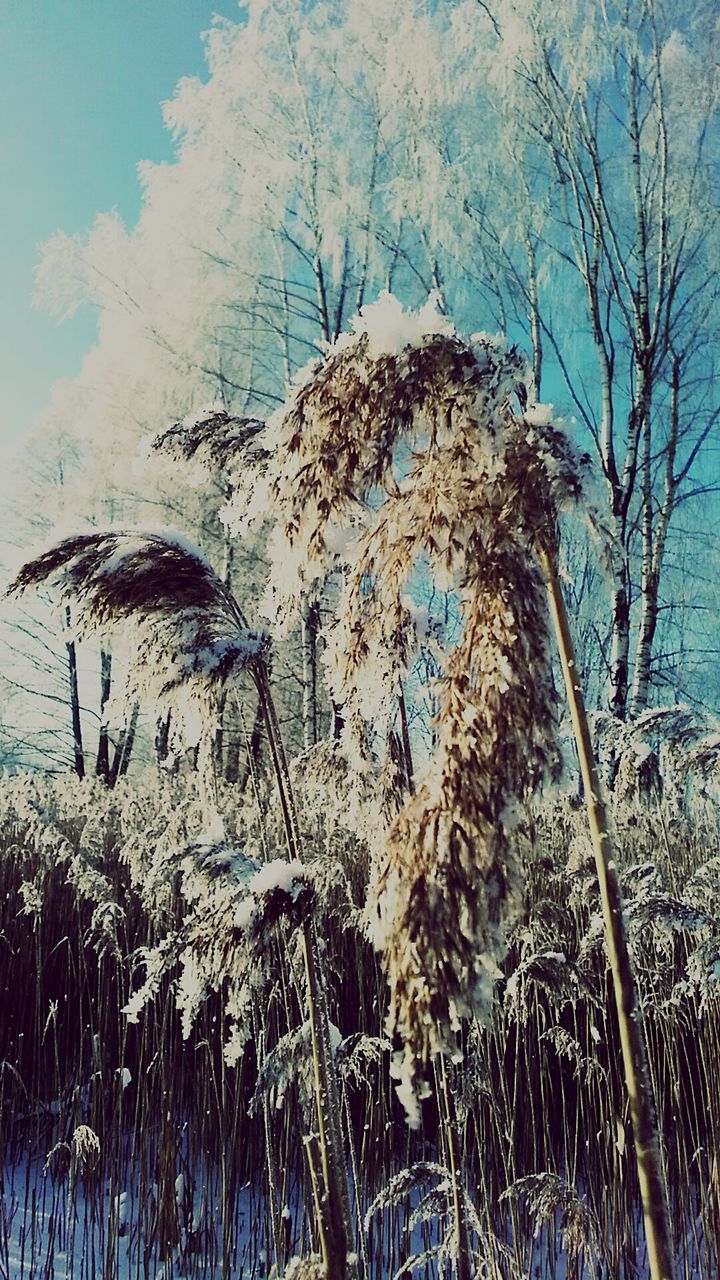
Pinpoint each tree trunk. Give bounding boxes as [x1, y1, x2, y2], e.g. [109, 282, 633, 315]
[155, 710, 172, 766]
[301, 596, 321, 750]
[65, 606, 85, 779]
[631, 357, 680, 715]
[109, 702, 139, 787]
[608, 573, 631, 720]
[525, 235, 542, 396]
[118, 702, 139, 777]
[631, 565, 660, 717]
[96, 650, 112, 782]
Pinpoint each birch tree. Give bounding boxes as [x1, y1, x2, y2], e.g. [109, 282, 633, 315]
[475, 0, 720, 717]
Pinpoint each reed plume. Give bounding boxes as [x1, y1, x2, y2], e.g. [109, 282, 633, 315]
[154, 410, 268, 478]
[7, 532, 268, 718]
[269, 308, 588, 1102]
[7, 526, 358, 1277]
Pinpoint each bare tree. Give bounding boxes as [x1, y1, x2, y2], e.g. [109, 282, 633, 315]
[476, 0, 720, 717]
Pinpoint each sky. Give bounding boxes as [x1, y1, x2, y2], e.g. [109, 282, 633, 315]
[0, 0, 241, 464]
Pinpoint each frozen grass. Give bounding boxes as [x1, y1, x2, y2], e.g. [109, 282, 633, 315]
[1, 770, 719, 1278]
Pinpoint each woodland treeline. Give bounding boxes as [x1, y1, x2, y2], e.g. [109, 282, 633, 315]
[1, 0, 719, 773]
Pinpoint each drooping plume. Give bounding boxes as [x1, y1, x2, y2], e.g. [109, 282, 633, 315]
[153, 410, 269, 481]
[269, 294, 589, 1106]
[6, 532, 268, 741]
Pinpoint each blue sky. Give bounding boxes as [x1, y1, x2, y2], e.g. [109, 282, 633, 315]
[0, 1, 240, 460]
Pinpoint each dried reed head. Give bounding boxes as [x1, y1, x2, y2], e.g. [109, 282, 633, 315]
[271, 332, 528, 563]
[284, 1258, 325, 1280]
[178, 855, 316, 1055]
[8, 531, 224, 615]
[154, 410, 268, 479]
[71, 1123, 101, 1173]
[7, 532, 268, 738]
[270, 303, 589, 1108]
[154, 410, 273, 548]
[503, 1173, 599, 1268]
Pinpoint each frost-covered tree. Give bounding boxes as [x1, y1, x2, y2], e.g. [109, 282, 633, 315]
[23, 0, 720, 735]
[470, 0, 720, 717]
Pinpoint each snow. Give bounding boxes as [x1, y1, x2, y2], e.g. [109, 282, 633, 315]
[390, 1048, 423, 1131]
[132, 526, 215, 569]
[247, 858, 306, 898]
[344, 289, 456, 359]
[180, 400, 226, 431]
[3, 1157, 261, 1280]
[233, 897, 257, 931]
[115, 1190, 129, 1235]
[525, 402, 554, 426]
[230, 859, 308, 933]
[93, 537, 158, 576]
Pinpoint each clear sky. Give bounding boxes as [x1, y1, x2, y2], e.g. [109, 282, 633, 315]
[0, 0, 240, 461]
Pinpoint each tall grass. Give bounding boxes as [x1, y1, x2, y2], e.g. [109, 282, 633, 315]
[1, 768, 719, 1278]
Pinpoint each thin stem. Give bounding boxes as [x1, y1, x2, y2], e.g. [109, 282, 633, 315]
[252, 657, 356, 1280]
[540, 544, 676, 1280]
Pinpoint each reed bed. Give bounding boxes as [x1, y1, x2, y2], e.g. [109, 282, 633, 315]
[3, 305, 715, 1277]
[1, 768, 718, 1279]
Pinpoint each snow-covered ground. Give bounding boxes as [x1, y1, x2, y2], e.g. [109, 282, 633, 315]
[2, 1157, 264, 1280]
[6, 1150, 705, 1280]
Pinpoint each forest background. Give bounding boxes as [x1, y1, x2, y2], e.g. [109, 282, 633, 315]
[1, 0, 719, 767]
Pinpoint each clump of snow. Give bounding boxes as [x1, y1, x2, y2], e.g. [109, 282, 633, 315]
[247, 858, 307, 898]
[117, 1066, 132, 1090]
[231, 859, 309, 933]
[115, 1190, 129, 1235]
[180, 400, 226, 431]
[346, 289, 456, 359]
[233, 897, 257, 931]
[123, 940, 177, 1024]
[93, 538, 157, 577]
[525, 402, 554, 426]
[177, 948, 208, 1040]
[195, 813, 226, 844]
[390, 1048, 432, 1130]
[223, 1019, 250, 1068]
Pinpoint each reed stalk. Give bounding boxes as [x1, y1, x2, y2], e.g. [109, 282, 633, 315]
[254, 661, 356, 1280]
[540, 543, 676, 1280]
